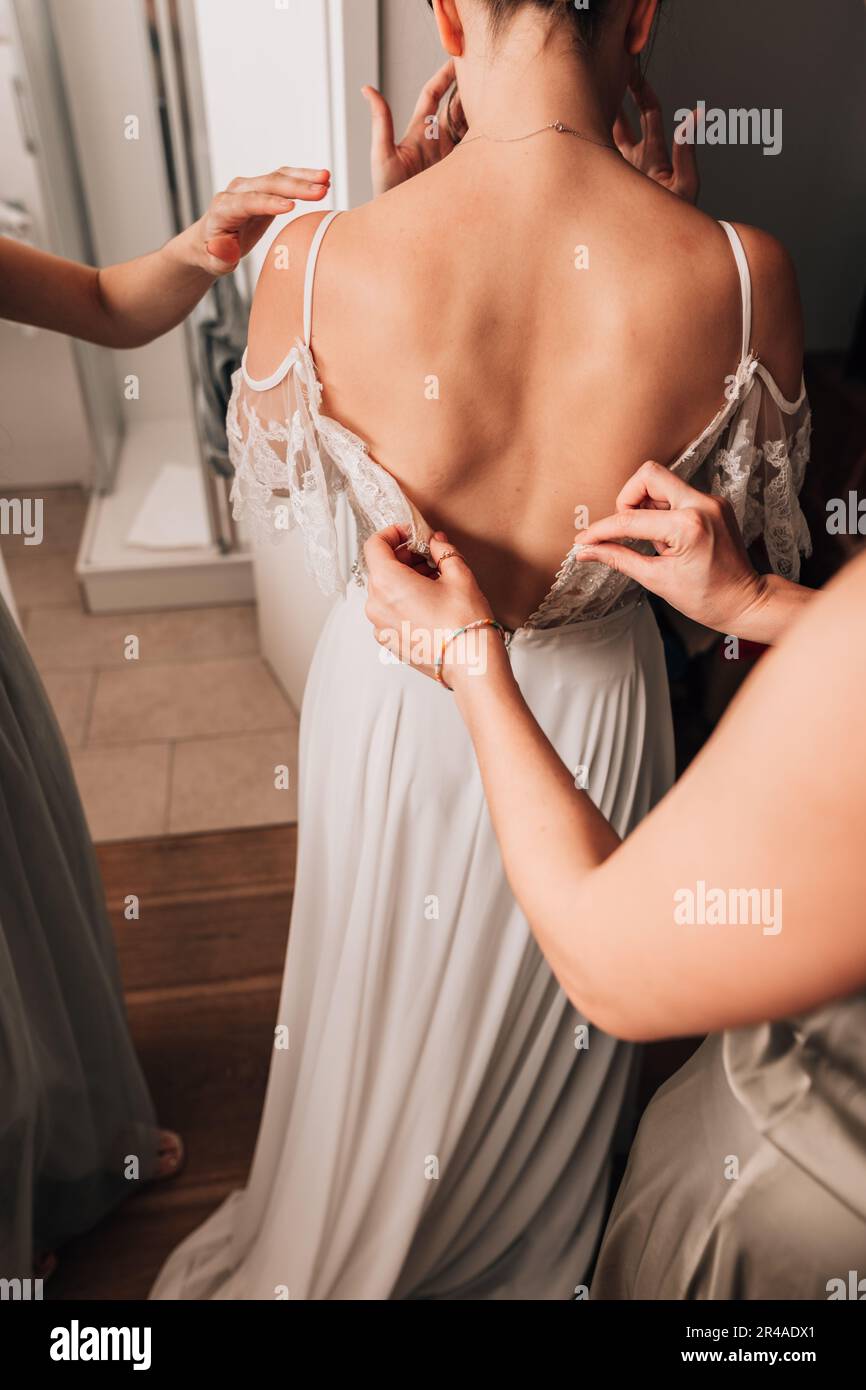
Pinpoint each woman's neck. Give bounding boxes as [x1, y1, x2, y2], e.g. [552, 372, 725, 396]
[456, 18, 617, 146]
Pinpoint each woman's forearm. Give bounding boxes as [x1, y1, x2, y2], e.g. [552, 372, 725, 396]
[365, 536, 866, 1040]
[1, 234, 213, 349]
[448, 561, 866, 1041]
[94, 228, 215, 347]
[1, 168, 327, 351]
[451, 640, 619, 992]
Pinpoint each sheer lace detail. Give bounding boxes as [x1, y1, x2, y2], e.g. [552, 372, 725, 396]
[228, 342, 427, 598]
[525, 355, 812, 628]
[688, 365, 812, 582]
[229, 340, 811, 629]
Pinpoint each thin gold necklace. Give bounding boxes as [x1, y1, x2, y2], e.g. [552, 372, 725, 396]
[458, 120, 617, 151]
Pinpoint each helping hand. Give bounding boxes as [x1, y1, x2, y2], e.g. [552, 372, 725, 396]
[363, 61, 467, 197]
[192, 167, 331, 276]
[614, 77, 700, 204]
[574, 461, 765, 635]
[364, 528, 496, 683]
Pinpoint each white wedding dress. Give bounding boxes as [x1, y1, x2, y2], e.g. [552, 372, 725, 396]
[151, 213, 811, 1301]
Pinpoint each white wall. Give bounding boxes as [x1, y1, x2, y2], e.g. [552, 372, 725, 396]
[194, 0, 333, 296]
[379, 0, 866, 352]
[195, 0, 377, 292]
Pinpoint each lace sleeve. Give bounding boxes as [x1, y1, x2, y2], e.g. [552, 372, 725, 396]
[227, 354, 352, 597]
[226, 344, 429, 598]
[693, 369, 812, 582]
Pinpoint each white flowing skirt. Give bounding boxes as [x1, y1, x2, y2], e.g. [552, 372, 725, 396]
[151, 586, 674, 1300]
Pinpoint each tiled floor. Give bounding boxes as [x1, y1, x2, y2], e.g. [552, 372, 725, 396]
[2, 486, 299, 842]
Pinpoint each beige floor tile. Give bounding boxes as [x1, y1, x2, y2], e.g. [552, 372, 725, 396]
[168, 728, 299, 834]
[89, 656, 292, 744]
[41, 669, 94, 748]
[24, 604, 259, 672]
[4, 552, 81, 610]
[70, 743, 171, 843]
[0, 486, 87, 556]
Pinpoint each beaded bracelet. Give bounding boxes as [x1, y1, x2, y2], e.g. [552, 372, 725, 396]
[434, 618, 510, 690]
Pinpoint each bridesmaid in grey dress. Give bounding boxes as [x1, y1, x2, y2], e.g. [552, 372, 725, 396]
[0, 163, 331, 1276]
[0, 589, 163, 1276]
[363, 453, 866, 1301]
[591, 998, 866, 1299]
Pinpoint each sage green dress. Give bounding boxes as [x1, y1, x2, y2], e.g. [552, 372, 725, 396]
[591, 995, 866, 1299]
[0, 592, 160, 1276]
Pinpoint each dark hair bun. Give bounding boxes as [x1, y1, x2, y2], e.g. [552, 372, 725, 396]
[427, 0, 613, 49]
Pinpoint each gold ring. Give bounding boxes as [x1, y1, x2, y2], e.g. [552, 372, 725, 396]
[436, 549, 463, 571]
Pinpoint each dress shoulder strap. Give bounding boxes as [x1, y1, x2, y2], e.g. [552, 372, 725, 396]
[303, 209, 342, 349]
[719, 220, 753, 362]
[240, 208, 343, 392]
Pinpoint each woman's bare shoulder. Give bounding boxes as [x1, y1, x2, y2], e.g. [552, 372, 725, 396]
[614, 187, 803, 398]
[245, 210, 338, 379]
[245, 192, 430, 379]
[728, 221, 804, 398]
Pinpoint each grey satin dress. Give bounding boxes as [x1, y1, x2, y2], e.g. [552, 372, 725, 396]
[591, 993, 866, 1299]
[0, 592, 160, 1276]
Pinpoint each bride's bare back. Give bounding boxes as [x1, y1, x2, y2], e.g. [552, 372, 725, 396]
[246, 0, 802, 628]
